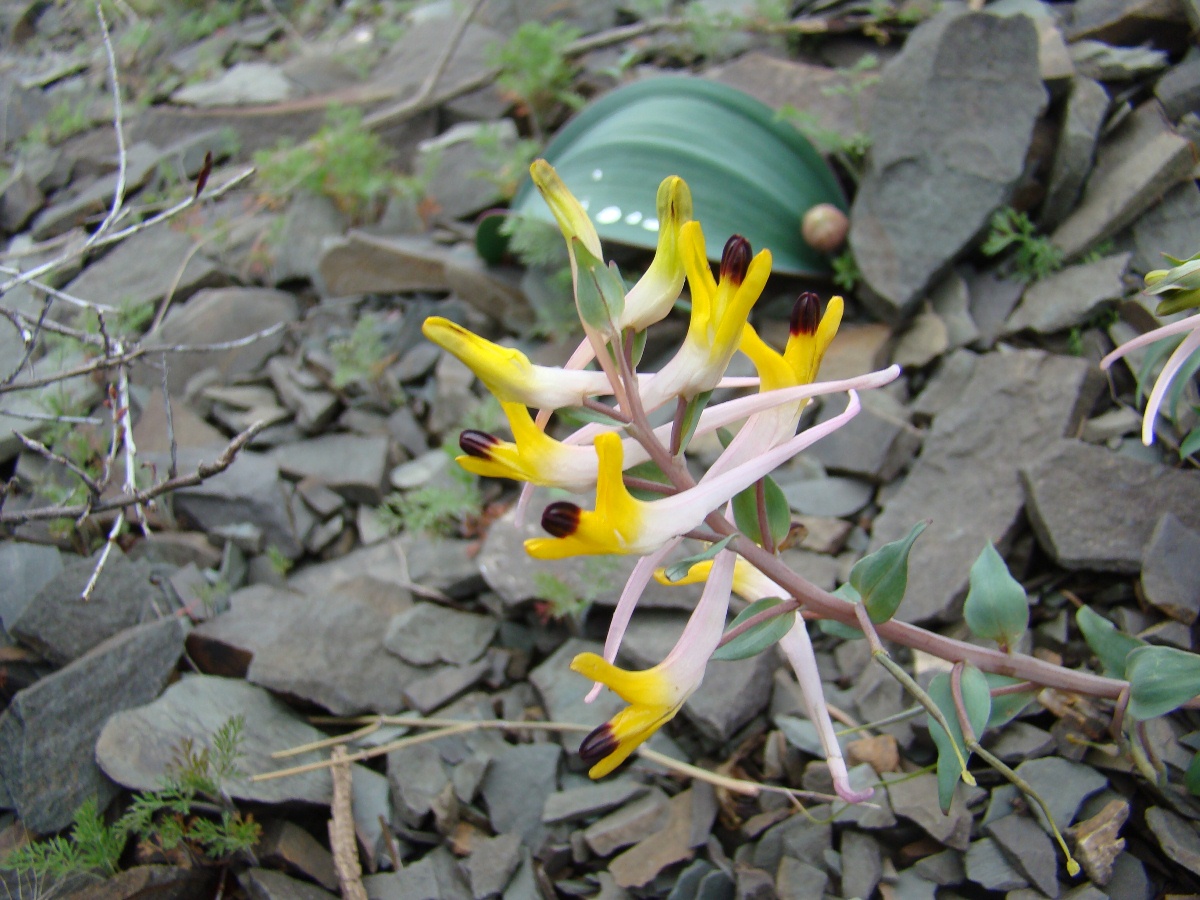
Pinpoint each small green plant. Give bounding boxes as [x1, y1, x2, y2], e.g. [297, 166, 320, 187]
[328, 313, 392, 390]
[168, 0, 248, 44]
[832, 249, 861, 292]
[533, 557, 618, 622]
[254, 108, 409, 220]
[22, 95, 93, 148]
[265, 545, 293, 577]
[981, 207, 1064, 281]
[780, 55, 879, 182]
[472, 127, 541, 201]
[2, 718, 259, 889]
[375, 474, 482, 537]
[489, 21, 584, 137]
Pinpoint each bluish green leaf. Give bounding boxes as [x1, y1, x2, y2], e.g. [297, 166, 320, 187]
[675, 390, 713, 455]
[1165, 342, 1200, 421]
[660, 534, 736, 583]
[622, 459, 672, 501]
[571, 238, 625, 333]
[818, 583, 864, 640]
[1076, 606, 1145, 678]
[1126, 645, 1200, 720]
[984, 673, 1036, 728]
[1181, 426, 1200, 461]
[712, 596, 795, 661]
[474, 210, 510, 264]
[1186, 751, 1200, 796]
[510, 77, 847, 275]
[1134, 335, 1181, 406]
[963, 543, 1028, 650]
[732, 474, 791, 548]
[927, 667, 991, 813]
[849, 520, 928, 624]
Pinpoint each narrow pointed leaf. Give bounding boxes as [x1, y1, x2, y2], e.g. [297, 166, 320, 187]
[712, 596, 795, 661]
[963, 543, 1028, 649]
[660, 535, 736, 583]
[1180, 426, 1200, 460]
[1186, 751, 1200, 796]
[572, 238, 625, 334]
[927, 667, 991, 813]
[1126, 645, 1200, 720]
[1076, 606, 1145, 678]
[675, 390, 713, 455]
[849, 520, 928, 623]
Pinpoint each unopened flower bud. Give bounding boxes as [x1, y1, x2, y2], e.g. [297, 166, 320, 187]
[801, 203, 849, 254]
[790, 292, 821, 337]
[719, 235, 752, 286]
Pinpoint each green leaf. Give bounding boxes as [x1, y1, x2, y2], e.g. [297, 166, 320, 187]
[474, 210, 510, 264]
[510, 77, 846, 276]
[1181, 426, 1200, 460]
[675, 390, 713, 455]
[571, 238, 626, 333]
[849, 520, 928, 623]
[1126, 645, 1200, 720]
[1186, 751, 1200, 796]
[622, 459, 672, 501]
[817, 583, 864, 640]
[660, 534, 736, 583]
[927, 667, 991, 813]
[1075, 606, 1145, 678]
[731, 474, 791, 548]
[1134, 335, 1181, 406]
[984, 673, 1036, 728]
[963, 543, 1029, 649]
[712, 596, 795, 661]
[1165, 341, 1200, 421]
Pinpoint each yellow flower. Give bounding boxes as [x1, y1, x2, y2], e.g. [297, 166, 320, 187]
[422, 317, 612, 410]
[572, 549, 736, 777]
[640, 221, 771, 407]
[740, 292, 844, 392]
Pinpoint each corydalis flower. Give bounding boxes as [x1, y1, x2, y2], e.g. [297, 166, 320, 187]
[1101, 312, 1200, 446]
[639, 222, 771, 407]
[572, 547, 736, 777]
[525, 392, 864, 560]
[422, 317, 613, 410]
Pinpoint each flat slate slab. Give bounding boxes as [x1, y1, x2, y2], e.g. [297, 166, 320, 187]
[0, 617, 185, 833]
[1022, 439, 1200, 571]
[870, 350, 1100, 621]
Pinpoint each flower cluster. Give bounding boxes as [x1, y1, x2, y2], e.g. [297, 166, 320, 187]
[423, 161, 899, 799]
[1102, 250, 1200, 446]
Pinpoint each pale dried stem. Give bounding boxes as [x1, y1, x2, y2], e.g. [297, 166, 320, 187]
[328, 746, 368, 900]
[91, 1, 128, 245]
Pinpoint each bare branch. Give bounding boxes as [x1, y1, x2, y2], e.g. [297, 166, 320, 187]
[0, 421, 267, 526]
[14, 432, 103, 496]
[90, 0, 129, 245]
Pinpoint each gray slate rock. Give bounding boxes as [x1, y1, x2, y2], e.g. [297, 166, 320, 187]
[170, 450, 303, 559]
[849, 10, 1047, 319]
[417, 120, 516, 221]
[248, 572, 420, 715]
[0, 542, 61, 635]
[543, 778, 649, 824]
[1144, 806, 1200, 876]
[138, 287, 298, 394]
[271, 433, 390, 505]
[1022, 439, 1200, 572]
[530, 638, 628, 759]
[172, 61, 296, 106]
[401, 658, 491, 713]
[466, 831, 522, 898]
[480, 743, 561, 843]
[965, 837, 1028, 892]
[0, 617, 185, 832]
[364, 846, 471, 900]
[885, 772, 974, 850]
[1013, 757, 1107, 832]
[1141, 513, 1200, 624]
[1040, 76, 1110, 230]
[584, 787, 671, 857]
[780, 475, 875, 518]
[1051, 101, 1194, 260]
[271, 193, 347, 288]
[871, 351, 1099, 621]
[64, 226, 227, 312]
[241, 868, 336, 900]
[838, 831, 882, 900]
[753, 812, 833, 874]
[808, 392, 922, 483]
[1132, 180, 1200, 276]
[29, 142, 162, 240]
[97, 673, 372, 807]
[1156, 55, 1200, 121]
[388, 742, 450, 827]
[986, 813, 1060, 896]
[1005, 253, 1131, 335]
[385, 603, 497, 666]
[10, 546, 158, 665]
[319, 232, 454, 297]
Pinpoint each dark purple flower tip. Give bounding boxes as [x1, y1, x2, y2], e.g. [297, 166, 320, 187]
[459, 430, 500, 458]
[719, 235, 752, 286]
[541, 501, 582, 538]
[578, 722, 618, 766]
[790, 292, 821, 337]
